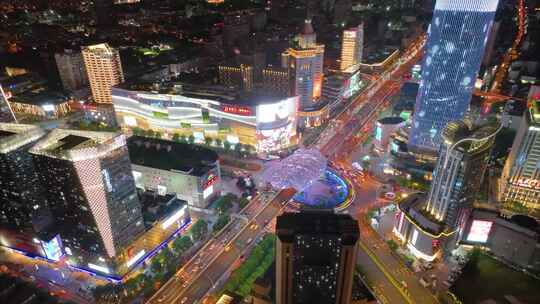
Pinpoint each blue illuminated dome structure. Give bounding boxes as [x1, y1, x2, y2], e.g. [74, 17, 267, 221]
[408, 0, 499, 153]
[261, 148, 350, 209]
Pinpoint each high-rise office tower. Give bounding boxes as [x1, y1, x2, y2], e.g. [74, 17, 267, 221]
[55, 50, 89, 92]
[30, 130, 144, 259]
[0, 85, 16, 123]
[276, 211, 359, 304]
[0, 124, 48, 238]
[340, 24, 364, 71]
[262, 67, 290, 96]
[426, 120, 498, 228]
[82, 43, 124, 104]
[408, 0, 499, 153]
[282, 19, 325, 111]
[218, 63, 254, 91]
[500, 98, 540, 218]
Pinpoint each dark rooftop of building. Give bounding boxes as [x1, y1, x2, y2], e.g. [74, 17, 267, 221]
[139, 191, 187, 227]
[276, 211, 359, 245]
[115, 79, 288, 106]
[9, 90, 70, 106]
[362, 47, 399, 65]
[0, 130, 16, 138]
[378, 116, 405, 125]
[510, 215, 540, 231]
[55, 135, 91, 151]
[128, 136, 219, 176]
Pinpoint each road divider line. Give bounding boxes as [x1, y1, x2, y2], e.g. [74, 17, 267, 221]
[359, 241, 413, 304]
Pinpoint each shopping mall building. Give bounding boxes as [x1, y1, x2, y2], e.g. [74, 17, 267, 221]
[112, 82, 298, 155]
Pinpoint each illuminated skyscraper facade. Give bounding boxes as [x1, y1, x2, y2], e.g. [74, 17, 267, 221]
[276, 211, 359, 304]
[426, 120, 498, 228]
[0, 85, 16, 123]
[282, 19, 325, 111]
[82, 43, 124, 104]
[500, 98, 540, 218]
[0, 124, 47, 240]
[262, 67, 290, 96]
[30, 130, 144, 261]
[409, 0, 499, 152]
[340, 24, 364, 71]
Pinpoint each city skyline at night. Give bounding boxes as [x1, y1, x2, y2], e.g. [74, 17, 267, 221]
[0, 0, 539, 303]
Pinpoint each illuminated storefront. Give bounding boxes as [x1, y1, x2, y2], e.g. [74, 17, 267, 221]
[373, 117, 405, 153]
[393, 195, 450, 262]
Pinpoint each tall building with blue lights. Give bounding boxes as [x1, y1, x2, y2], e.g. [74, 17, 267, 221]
[408, 0, 499, 152]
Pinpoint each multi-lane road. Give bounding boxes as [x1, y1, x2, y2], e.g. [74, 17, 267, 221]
[147, 189, 295, 304]
[320, 34, 438, 304]
[146, 34, 429, 304]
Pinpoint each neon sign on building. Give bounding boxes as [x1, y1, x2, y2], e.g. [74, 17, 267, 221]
[514, 178, 540, 190]
[221, 105, 252, 116]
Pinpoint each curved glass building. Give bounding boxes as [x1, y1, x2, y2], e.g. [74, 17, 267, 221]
[408, 0, 499, 153]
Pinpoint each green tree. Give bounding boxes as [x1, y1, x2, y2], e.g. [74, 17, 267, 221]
[215, 138, 222, 147]
[146, 129, 155, 138]
[132, 127, 144, 136]
[150, 258, 163, 274]
[238, 197, 250, 209]
[215, 195, 234, 214]
[124, 277, 139, 295]
[191, 219, 208, 241]
[223, 140, 231, 151]
[234, 143, 243, 155]
[188, 134, 195, 145]
[387, 239, 398, 251]
[173, 236, 193, 254]
[172, 133, 180, 142]
[179, 134, 187, 143]
[204, 137, 213, 146]
[155, 131, 163, 139]
[159, 246, 176, 271]
[213, 214, 230, 232]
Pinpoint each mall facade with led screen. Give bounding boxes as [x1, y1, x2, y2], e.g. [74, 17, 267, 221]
[112, 82, 298, 155]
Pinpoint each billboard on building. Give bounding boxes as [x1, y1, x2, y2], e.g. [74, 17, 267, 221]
[466, 220, 493, 243]
[256, 96, 298, 153]
[41, 235, 63, 261]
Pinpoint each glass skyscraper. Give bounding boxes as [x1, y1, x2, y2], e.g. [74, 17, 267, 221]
[408, 0, 499, 152]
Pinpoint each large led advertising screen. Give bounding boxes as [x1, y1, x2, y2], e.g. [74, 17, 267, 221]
[256, 96, 297, 125]
[256, 97, 298, 153]
[466, 220, 493, 243]
[41, 235, 63, 261]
